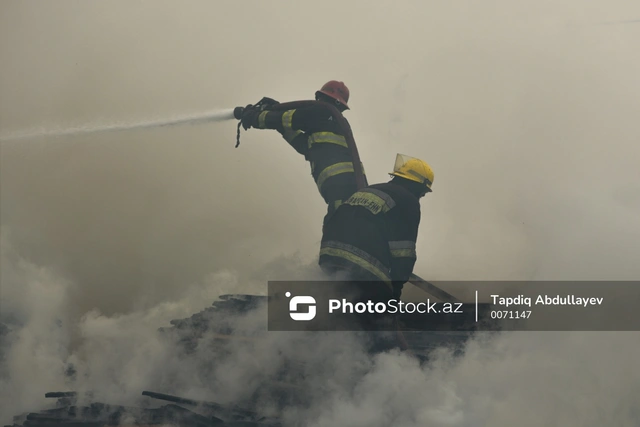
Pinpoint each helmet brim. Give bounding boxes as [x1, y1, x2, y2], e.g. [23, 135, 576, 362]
[389, 173, 433, 192]
[315, 90, 349, 109]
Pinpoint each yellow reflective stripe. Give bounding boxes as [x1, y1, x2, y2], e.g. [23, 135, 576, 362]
[323, 241, 390, 276]
[389, 241, 416, 258]
[390, 249, 417, 258]
[344, 192, 388, 215]
[282, 109, 295, 132]
[283, 129, 303, 143]
[258, 111, 268, 129]
[320, 242, 392, 288]
[344, 188, 395, 215]
[389, 240, 416, 250]
[320, 247, 391, 286]
[363, 188, 395, 209]
[333, 199, 343, 210]
[307, 132, 348, 149]
[316, 162, 354, 191]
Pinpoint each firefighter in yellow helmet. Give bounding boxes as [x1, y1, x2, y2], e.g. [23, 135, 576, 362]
[319, 154, 433, 352]
[320, 153, 434, 300]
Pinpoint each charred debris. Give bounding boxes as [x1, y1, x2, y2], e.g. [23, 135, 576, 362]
[4, 294, 478, 427]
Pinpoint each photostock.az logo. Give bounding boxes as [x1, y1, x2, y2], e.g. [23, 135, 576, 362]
[286, 292, 316, 321]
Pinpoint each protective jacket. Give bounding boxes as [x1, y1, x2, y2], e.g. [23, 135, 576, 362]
[319, 181, 421, 295]
[248, 103, 367, 224]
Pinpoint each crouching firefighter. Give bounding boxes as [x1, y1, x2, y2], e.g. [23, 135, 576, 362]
[319, 154, 434, 352]
[236, 81, 367, 230]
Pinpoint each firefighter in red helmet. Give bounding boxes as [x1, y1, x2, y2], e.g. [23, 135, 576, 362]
[239, 81, 366, 231]
[315, 80, 350, 110]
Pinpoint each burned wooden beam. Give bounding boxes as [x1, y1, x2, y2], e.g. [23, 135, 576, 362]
[141, 391, 256, 421]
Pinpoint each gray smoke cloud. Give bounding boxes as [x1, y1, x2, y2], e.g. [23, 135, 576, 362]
[2, 0, 640, 425]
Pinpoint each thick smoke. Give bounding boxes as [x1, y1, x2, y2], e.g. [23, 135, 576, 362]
[2, 0, 640, 425]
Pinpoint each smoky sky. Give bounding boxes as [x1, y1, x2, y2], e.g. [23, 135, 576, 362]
[2, 1, 640, 425]
[2, 1, 640, 315]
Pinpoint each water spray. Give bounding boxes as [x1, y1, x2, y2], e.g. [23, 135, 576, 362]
[0, 109, 237, 143]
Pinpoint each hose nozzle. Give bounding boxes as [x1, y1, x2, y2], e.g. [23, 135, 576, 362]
[233, 106, 245, 120]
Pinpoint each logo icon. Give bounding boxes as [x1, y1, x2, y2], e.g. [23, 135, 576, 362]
[286, 291, 316, 321]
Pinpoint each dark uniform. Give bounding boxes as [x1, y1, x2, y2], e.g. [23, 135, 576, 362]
[248, 104, 367, 227]
[319, 181, 420, 300]
[319, 181, 421, 351]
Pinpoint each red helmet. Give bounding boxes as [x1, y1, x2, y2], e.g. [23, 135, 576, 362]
[315, 80, 350, 109]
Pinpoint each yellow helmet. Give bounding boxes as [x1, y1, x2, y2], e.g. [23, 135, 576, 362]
[389, 153, 434, 192]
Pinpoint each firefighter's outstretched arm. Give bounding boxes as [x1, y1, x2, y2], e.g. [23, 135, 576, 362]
[241, 106, 319, 155]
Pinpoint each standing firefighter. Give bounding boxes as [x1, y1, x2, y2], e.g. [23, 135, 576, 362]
[238, 81, 367, 229]
[319, 153, 434, 307]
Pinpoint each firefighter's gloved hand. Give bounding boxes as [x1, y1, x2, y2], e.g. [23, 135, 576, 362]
[241, 107, 259, 130]
[258, 97, 279, 107]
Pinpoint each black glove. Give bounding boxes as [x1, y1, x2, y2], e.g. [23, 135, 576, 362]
[258, 97, 279, 107]
[241, 107, 259, 130]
